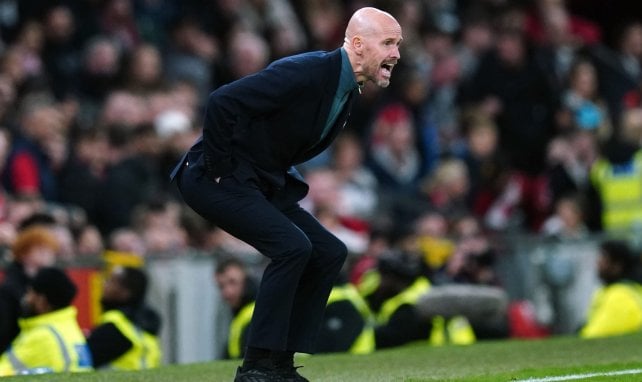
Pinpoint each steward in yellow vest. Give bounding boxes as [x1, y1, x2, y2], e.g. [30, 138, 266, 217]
[0, 267, 93, 376]
[87, 266, 161, 370]
[589, 144, 642, 232]
[315, 281, 375, 354]
[367, 252, 476, 349]
[580, 240, 642, 338]
[214, 257, 258, 359]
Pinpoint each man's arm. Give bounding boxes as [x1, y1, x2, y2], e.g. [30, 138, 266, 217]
[202, 58, 311, 178]
[375, 305, 430, 349]
[86, 323, 133, 367]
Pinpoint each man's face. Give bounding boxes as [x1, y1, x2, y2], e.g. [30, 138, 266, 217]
[361, 19, 402, 87]
[100, 268, 130, 309]
[21, 288, 45, 317]
[597, 252, 622, 284]
[215, 265, 246, 309]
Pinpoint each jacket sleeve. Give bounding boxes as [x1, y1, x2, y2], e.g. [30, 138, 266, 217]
[202, 59, 309, 178]
[375, 305, 430, 349]
[87, 323, 133, 367]
[0, 291, 19, 353]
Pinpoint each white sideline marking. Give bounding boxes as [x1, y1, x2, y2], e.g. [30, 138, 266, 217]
[513, 368, 642, 382]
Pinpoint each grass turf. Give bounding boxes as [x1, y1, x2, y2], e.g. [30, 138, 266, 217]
[4, 333, 642, 381]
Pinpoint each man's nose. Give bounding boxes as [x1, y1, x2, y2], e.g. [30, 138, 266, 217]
[391, 46, 400, 59]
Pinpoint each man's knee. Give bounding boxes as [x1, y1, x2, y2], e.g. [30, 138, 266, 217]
[278, 234, 314, 260]
[322, 236, 348, 265]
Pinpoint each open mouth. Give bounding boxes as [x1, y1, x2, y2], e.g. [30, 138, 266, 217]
[381, 63, 394, 77]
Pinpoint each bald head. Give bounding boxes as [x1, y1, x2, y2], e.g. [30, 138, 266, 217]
[343, 7, 402, 88]
[345, 7, 398, 41]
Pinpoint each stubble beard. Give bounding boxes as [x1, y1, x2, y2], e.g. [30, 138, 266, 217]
[377, 78, 391, 88]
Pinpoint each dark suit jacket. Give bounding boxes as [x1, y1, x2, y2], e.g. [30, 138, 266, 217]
[171, 48, 357, 205]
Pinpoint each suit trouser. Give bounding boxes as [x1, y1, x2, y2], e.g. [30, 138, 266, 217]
[177, 162, 347, 353]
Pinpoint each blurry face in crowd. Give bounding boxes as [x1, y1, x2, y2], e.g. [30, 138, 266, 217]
[496, 32, 525, 67]
[21, 288, 47, 318]
[215, 264, 246, 310]
[100, 267, 130, 309]
[22, 245, 57, 277]
[556, 198, 583, 230]
[570, 61, 597, 98]
[468, 124, 497, 158]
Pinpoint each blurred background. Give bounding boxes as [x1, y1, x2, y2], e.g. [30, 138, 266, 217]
[0, 0, 641, 366]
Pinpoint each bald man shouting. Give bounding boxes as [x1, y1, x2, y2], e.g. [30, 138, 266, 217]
[171, 7, 402, 381]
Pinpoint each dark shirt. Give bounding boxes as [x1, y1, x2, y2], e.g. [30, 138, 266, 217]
[0, 262, 30, 352]
[315, 300, 365, 353]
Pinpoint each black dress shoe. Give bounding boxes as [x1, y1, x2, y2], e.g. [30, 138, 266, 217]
[275, 366, 309, 382]
[234, 366, 279, 382]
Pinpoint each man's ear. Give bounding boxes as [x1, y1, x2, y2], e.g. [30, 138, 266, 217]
[353, 36, 364, 54]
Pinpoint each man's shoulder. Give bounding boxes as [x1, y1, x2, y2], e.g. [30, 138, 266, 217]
[269, 48, 342, 69]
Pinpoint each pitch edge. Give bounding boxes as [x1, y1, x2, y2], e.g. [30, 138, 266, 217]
[512, 368, 642, 382]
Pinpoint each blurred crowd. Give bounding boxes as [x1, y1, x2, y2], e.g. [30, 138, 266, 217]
[0, 0, 640, 363]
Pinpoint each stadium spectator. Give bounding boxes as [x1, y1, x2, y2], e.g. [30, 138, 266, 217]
[131, 198, 188, 256]
[121, 43, 165, 96]
[87, 265, 161, 369]
[76, 36, 122, 125]
[214, 257, 258, 360]
[422, 21, 462, 146]
[446, 215, 500, 286]
[2, 94, 66, 201]
[93, 124, 162, 235]
[223, 30, 271, 84]
[414, 211, 456, 284]
[329, 132, 379, 221]
[0, 267, 92, 376]
[302, 167, 369, 256]
[9, 20, 46, 89]
[366, 103, 424, 199]
[41, 5, 83, 101]
[0, 225, 59, 352]
[462, 25, 556, 231]
[418, 158, 470, 218]
[454, 111, 507, 218]
[541, 194, 590, 239]
[596, 21, 642, 119]
[528, 0, 599, 98]
[580, 240, 642, 338]
[163, 17, 218, 104]
[98, 0, 141, 53]
[545, 130, 598, 208]
[556, 59, 612, 141]
[73, 224, 104, 258]
[56, 128, 109, 224]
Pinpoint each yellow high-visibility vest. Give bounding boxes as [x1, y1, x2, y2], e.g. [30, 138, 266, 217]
[590, 151, 642, 231]
[0, 307, 93, 376]
[326, 284, 375, 354]
[228, 302, 254, 359]
[100, 310, 161, 370]
[580, 282, 642, 338]
[376, 277, 476, 346]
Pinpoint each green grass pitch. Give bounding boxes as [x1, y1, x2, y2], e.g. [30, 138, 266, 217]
[4, 333, 642, 381]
